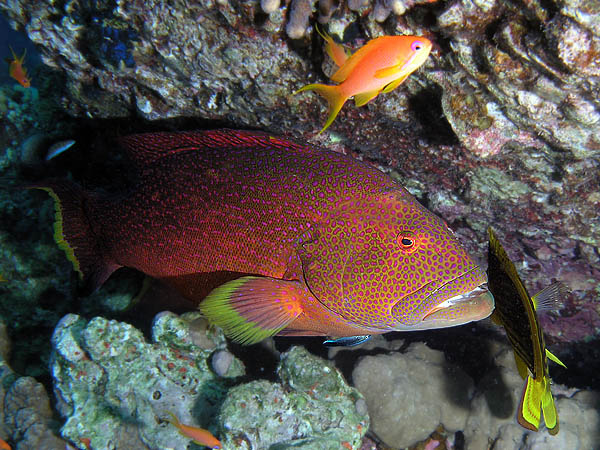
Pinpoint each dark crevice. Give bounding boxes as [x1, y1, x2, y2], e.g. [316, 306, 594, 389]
[408, 86, 459, 145]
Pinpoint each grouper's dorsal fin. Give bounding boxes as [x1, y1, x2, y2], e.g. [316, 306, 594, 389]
[119, 129, 307, 168]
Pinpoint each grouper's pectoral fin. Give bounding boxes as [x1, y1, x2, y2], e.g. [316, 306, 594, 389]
[199, 276, 304, 345]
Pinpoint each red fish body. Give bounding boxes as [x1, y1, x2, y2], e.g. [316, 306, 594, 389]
[42, 130, 494, 343]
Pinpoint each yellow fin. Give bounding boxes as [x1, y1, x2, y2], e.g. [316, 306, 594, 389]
[381, 73, 410, 93]
[294, 83, 348, 133]
[374, 64, 405, 79]
[514, 352, 529, 380]
[546, 349, 567, 369]
[518, 376, 542, 432]
[354, 88, 380, 107]
[199, 276, 304, 345]
[541, 380, 559, 435]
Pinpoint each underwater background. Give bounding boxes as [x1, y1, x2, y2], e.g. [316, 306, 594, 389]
[0, 0, 599, 449]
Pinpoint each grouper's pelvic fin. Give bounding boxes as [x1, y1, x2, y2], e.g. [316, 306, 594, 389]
[34, 180, 119, 294]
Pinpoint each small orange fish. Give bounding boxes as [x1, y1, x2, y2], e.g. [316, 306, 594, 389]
[294, 30, 432, 133]
[6, 46, 31, 88]
[166, 411, 222, 449]
[0, 437, 11, 450]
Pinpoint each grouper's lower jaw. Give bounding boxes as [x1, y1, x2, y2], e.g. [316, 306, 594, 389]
[392, 284, 495, 331]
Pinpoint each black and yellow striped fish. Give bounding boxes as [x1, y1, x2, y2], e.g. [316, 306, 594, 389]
[487, 227, 567, 435]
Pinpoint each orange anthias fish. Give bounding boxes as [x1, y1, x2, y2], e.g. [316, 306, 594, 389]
[37, 130, 493, 345]
[0, 437, 11, 450]
[487, 227, 567, 435]
[6, 47, 31, 88]
[294, 30, 432, 133]
[166, 411, 221, 449]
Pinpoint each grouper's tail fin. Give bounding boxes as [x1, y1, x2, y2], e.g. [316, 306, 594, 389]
[33, 180, 119, 294]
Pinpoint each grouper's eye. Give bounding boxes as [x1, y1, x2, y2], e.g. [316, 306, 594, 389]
[397, 231, 418, 253]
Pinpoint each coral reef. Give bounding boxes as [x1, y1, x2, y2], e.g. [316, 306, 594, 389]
[4, 376, 67, 449]
[220, 346, 369, 449]
[0, 0, 599, 448]
[0, 321, 67, 449]
[50, 313, 367, 449]
[51, 311, 241, 449]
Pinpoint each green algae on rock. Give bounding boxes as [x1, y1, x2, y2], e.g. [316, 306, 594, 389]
[219, 346, 369, 449]
[51, 312, 243, 450]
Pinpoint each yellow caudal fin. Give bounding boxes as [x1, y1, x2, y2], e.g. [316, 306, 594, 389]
[294, 83, 348, 134]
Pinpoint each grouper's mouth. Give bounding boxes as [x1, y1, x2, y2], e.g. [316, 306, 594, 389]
[420, 284, 495, 327]
[391, 265, 495, 331]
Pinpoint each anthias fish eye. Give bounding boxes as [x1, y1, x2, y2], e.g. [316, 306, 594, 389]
[411, 41, 423, 51]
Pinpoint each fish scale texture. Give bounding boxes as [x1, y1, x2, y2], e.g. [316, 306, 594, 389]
[58, 130, 488, 337]
[99, 129, 395, 286]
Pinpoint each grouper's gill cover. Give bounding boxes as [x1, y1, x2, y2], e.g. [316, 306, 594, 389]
[40, 129, 494, 344]
[301, 189, 493, 331]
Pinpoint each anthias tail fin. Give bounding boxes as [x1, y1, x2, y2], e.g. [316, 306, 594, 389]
[199, 276, 304, 345]
[33, 181, 119, 294]
[294, 83, 347, 134]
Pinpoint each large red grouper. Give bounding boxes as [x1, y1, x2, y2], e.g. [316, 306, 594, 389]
[39, 129, 494, 345]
